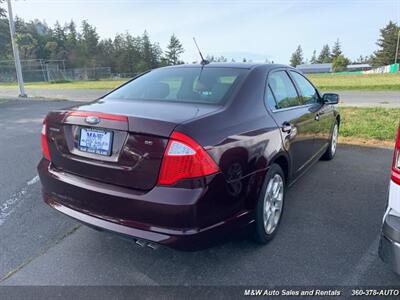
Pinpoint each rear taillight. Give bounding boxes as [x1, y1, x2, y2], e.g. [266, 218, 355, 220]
[391, 125, 400, 185]
[41, 118, 51, 161]
[158, 132, 219, 185]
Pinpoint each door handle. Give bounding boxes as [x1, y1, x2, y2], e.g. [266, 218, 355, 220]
[281, 122, 292, 133]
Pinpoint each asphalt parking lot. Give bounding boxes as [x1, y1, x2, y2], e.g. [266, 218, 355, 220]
[0, 99, 399, 287]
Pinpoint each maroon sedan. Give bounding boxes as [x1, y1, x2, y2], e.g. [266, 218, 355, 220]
[38, 63, 340, 250]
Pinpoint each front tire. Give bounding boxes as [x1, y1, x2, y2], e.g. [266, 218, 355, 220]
[254, 164, 285, 244]
[322, 121, 338, 161]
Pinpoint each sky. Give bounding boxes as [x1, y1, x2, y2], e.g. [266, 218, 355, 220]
[5, 0, 400, 64]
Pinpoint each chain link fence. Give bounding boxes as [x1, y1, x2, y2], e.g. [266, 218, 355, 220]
[0, 59, 113, 82]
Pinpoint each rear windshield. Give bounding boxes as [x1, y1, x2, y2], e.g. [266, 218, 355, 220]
[104, 67, 247, 104]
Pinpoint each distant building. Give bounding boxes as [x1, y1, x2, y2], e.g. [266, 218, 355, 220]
[296, 63, 332, 74]
[346, 64, 372, 72]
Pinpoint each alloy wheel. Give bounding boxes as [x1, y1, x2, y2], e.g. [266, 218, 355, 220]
[331, 124, 338, 155]
[263, 174, 284, 234]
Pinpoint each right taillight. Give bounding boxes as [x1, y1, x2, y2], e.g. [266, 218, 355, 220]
[158, 131, 220, 185]
[41, 117, 51, 161]
[391, 125, 400, 185]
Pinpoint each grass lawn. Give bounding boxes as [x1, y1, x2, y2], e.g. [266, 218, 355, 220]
[0, 73, 399, 91]
[308, 73, 400, 91]
[339, 107, 399, 147]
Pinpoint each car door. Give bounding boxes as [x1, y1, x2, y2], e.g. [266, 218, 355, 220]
[289, 70, 333, 153]
[265, 69, 320, 178]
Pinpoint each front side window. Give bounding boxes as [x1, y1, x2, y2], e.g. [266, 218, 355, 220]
[290, 71, 320, 104]
[268, 71, 301, 109]
[104, 67, 247, 105]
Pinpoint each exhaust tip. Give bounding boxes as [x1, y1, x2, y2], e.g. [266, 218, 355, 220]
[134, 239, 159, 250]
[147, 242, 159, 250]
[135, 239, 147, 247]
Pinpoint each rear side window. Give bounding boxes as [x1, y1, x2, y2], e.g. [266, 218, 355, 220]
[105, 67, 247, 105]
[265, 85, 278, 110]
[268, 71, 301, 109]
[290, 71, 320, 104]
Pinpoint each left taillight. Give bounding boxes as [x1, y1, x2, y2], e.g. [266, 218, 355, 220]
[391, 125, 400, 185]
[41, 117, 51, 161]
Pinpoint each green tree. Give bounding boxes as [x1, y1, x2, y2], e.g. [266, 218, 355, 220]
[310, 50, 317, 64]
[317, 44, 331, 63]
[164, 34, 184, 65]
[79, 20, 99, 66]
[14, 16, 26, 33]
[65, 20, 81, 67]
[332, 54, 349, 72]
[355, 54, 373, 64]
[0, 0, 5, 17]
[45, 41, 58, 60]
[16, 32, 37, 59]
[97, 38, 115, 69]
[205, 55, 227, 63]
[289, 45, 304, 67]
[25, 20, 52, 60]
[0, 0, 12, 60]
[355, 55, 364, 64]
[372, 21, 400, 66]
[112, 34, 129, 72]
[66, 20, 78, 46]
[50, 21, 68, 61]
[125, 33, 142, 72]
[206, 55, 215, 62]
[331, 39, 342, 60]
[215, 55, 227, 62]
[137, 31, 162, 72]
[0, 18, 11, 60]
[0, 14, 171, 74]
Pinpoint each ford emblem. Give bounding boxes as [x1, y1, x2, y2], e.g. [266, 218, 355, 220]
[85, 116, 100, 125]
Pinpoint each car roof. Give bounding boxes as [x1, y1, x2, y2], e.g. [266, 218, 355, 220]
[160, 63, 291, 71]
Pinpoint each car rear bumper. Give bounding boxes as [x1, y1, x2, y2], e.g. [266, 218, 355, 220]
[38, 159, 254, 251]
[379, 214, 400, 275]
[379, 180, 400, 274]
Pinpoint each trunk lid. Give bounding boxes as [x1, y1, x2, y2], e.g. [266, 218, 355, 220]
[46, 100, 220, 191]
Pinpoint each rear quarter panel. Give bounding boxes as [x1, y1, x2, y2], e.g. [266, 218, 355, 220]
[175, 66, 286, 221]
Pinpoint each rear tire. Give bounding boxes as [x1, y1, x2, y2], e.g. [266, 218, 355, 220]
[321, 121, 338, 161]
[254, 164, 285, 244]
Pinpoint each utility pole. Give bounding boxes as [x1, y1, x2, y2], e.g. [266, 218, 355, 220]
[7, 0, 27, 97]
[395, 29, 400, 65]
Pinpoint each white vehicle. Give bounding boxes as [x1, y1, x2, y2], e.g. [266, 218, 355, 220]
[379, 124, 400, 274]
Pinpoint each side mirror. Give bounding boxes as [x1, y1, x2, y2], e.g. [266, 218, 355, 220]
[322, 93, 339, 104]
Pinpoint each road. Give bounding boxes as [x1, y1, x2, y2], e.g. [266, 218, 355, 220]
[0, 88, 399, 107]
[0, 88, 105, 102]
[0, 99, 399, 289]
[338, 91, 399, 108]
